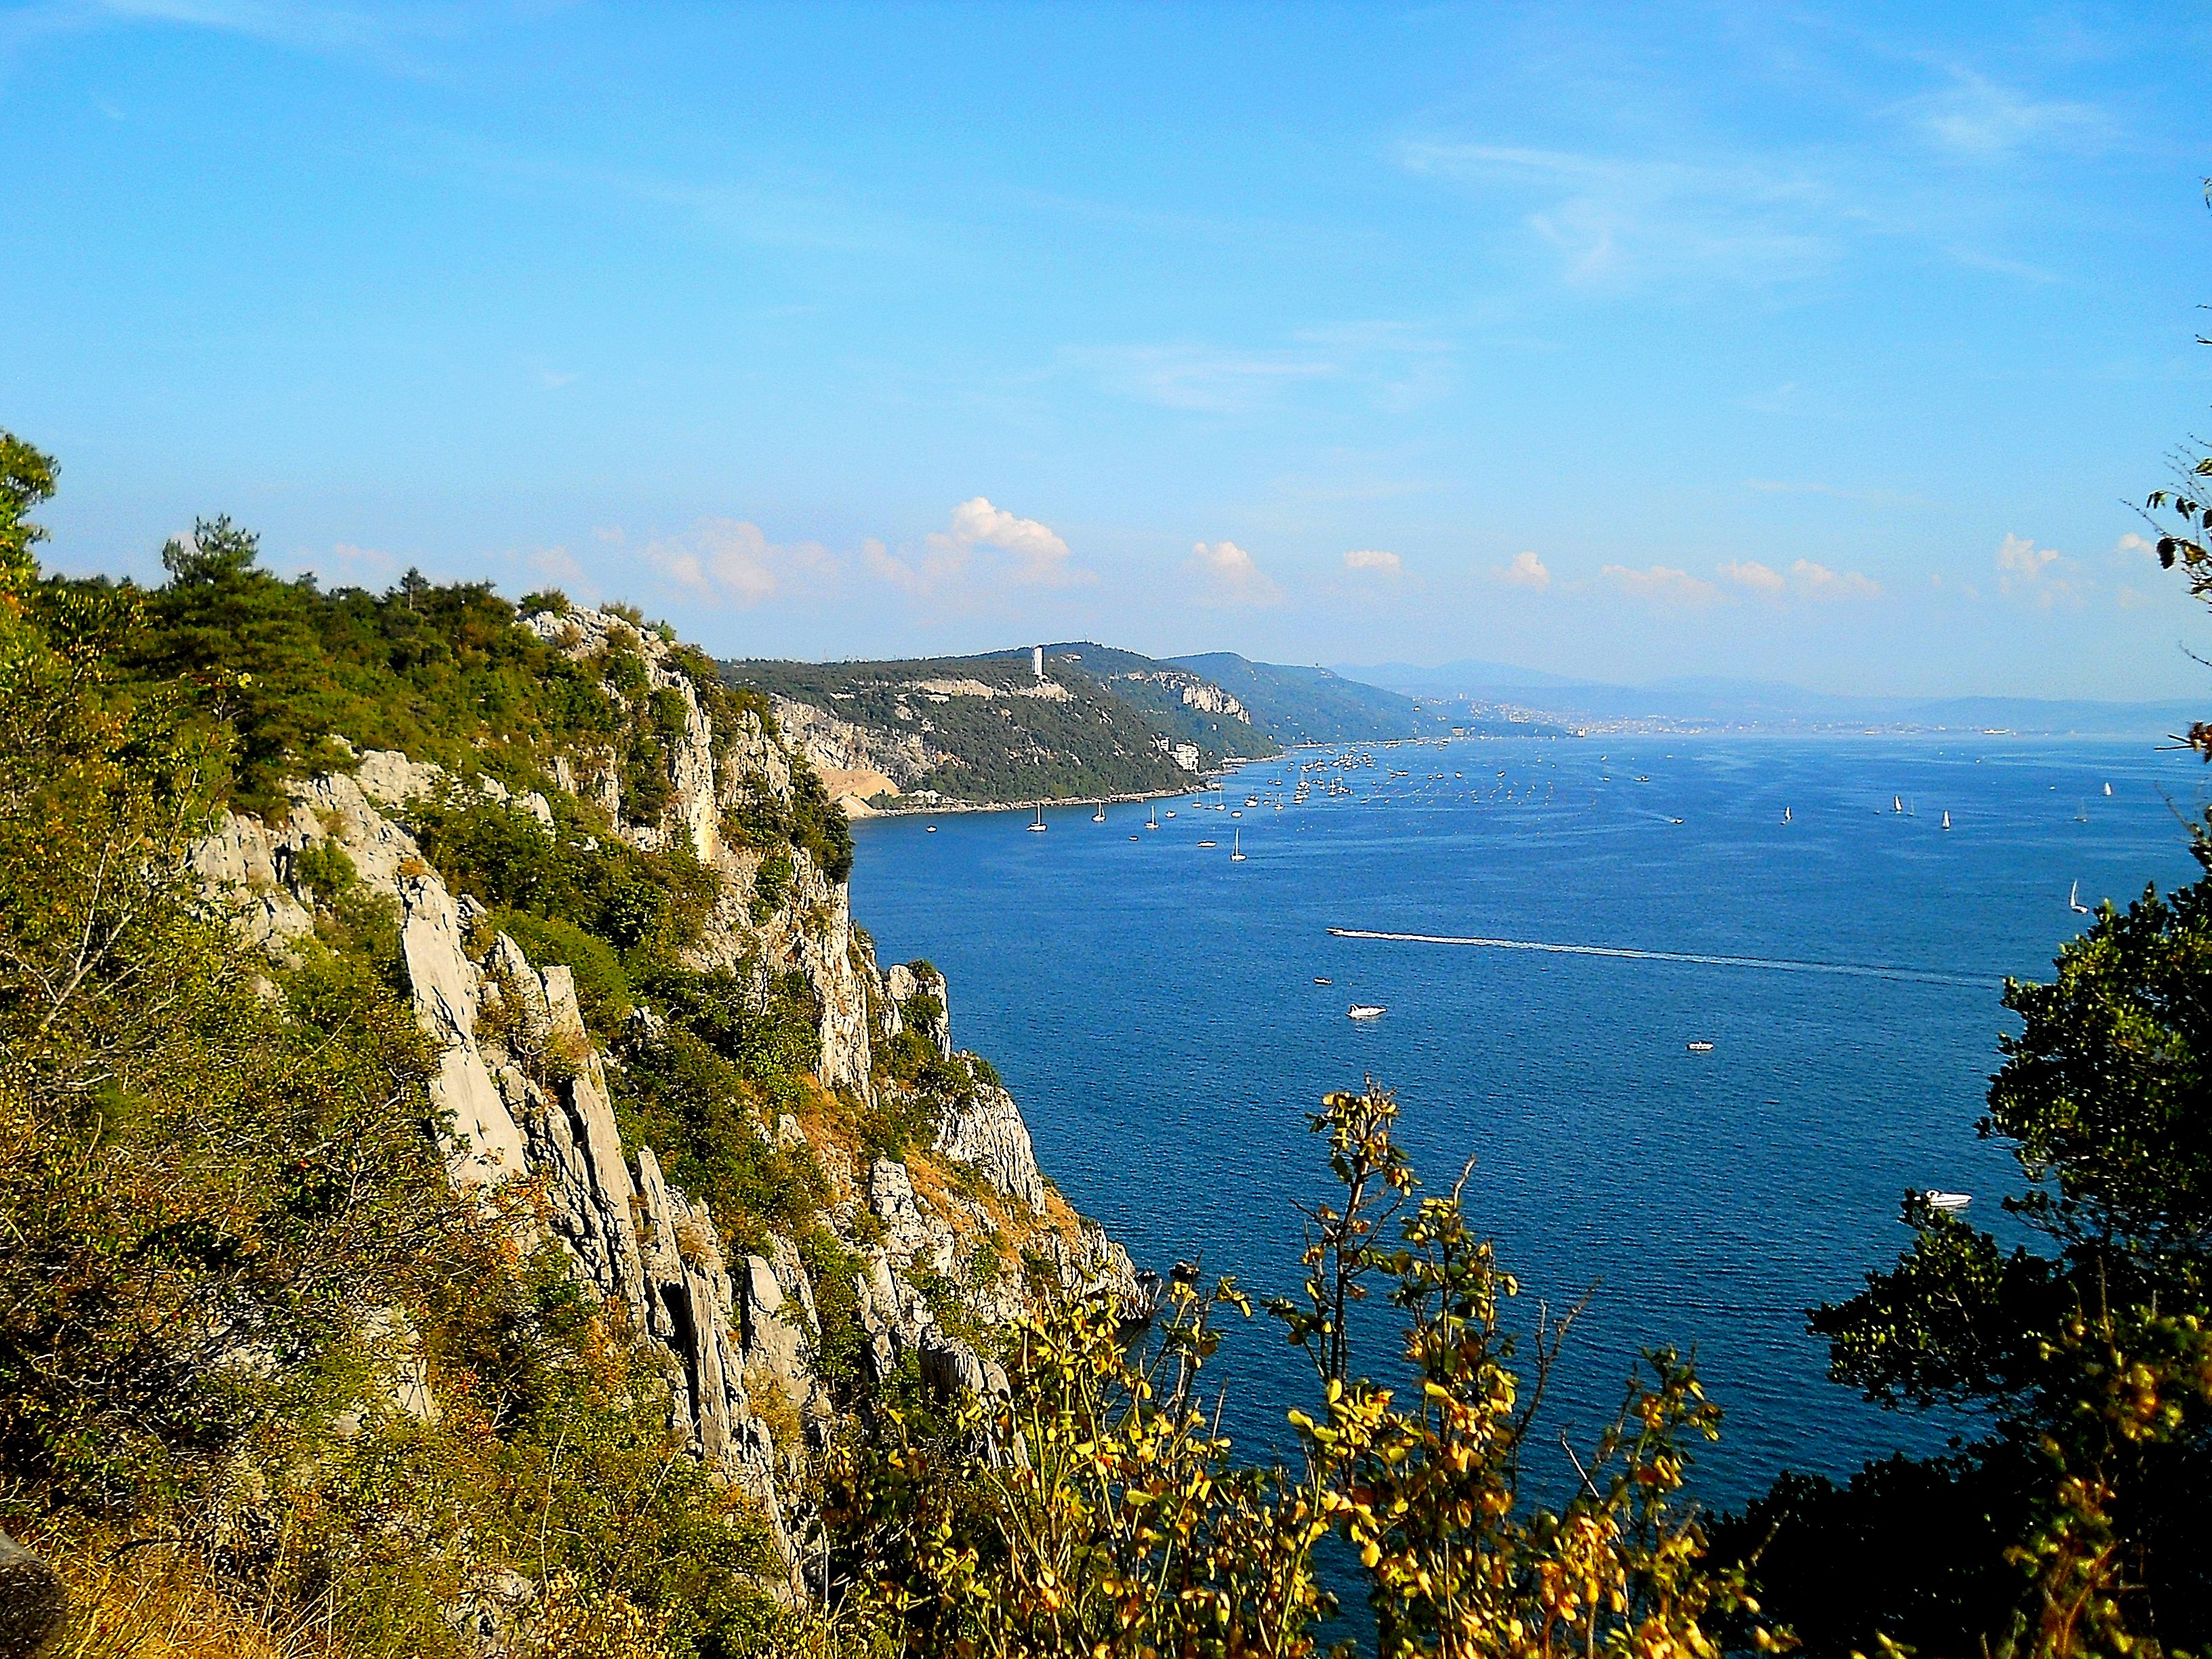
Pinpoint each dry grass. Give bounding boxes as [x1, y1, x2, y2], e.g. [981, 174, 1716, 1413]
[33, 1534, 340, 1659]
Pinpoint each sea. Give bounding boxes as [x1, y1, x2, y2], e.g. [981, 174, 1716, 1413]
[849, 733, 2209, 1517]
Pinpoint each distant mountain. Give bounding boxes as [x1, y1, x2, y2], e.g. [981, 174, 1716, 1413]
[1164, 653, 1445, 745]
[1334, 661, 2200, 738]
[1340, 657, 1591, 695]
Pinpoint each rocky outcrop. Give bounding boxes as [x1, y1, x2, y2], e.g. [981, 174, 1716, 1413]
[0, 1531, 65, 1659]
[186, 606, 1149, 1594]
[935, 1080, 1047, 1214]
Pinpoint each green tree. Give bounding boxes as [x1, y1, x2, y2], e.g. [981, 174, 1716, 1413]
[0, 429, 57, 588]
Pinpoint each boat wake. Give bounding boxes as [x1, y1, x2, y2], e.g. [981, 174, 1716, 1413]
[1325, 928, 1987, 989]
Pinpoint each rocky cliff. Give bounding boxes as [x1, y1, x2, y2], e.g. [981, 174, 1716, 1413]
[188, 605, 1145, 1592]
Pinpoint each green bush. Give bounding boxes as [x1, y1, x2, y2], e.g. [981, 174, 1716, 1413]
[493, 910, 634, 1033]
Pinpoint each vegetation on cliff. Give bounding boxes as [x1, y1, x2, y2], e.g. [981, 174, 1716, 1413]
[7, 401, 2212, 1659]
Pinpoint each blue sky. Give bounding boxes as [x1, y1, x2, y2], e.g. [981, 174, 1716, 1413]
[5, 2, 2210, 697]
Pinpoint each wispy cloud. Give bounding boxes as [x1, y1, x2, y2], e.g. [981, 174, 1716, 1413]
[642, 518, 842, 607]
[1187, 540, 1284, 608]
[74, 0, 460, 76]
[1600, 563, 1721, 605]
[1343, 547, 1403, 578]
[1061, 343, 1336, 415]
[1062, 323, 1452, 416]
[1886, 70, 2108, 161]
[1398, 140, 1839, 289]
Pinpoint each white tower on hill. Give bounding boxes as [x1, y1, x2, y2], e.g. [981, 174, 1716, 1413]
[1031, 645, 1044, 680]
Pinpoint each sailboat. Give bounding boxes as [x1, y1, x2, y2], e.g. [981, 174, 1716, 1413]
[2075, 801, 2089, 823]
[1782, 806, 1793, 824]
[1146, 805, 1159, 832]
[2104, 782, 2114, 797]
[1941, 811, 1952, 831]
[1893, 796, 1903, 813]
[1027, 804, 1046, 833]
[2068, 881, 2091, 915]
[1092, 802, 1106, 822]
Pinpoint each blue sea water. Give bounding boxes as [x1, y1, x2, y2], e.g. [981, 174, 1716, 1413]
[850, 734, 2209, 1512]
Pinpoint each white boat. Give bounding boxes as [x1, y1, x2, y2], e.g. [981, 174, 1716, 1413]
[1782, 806, 1792, 823]
[2068, 881, 2091, 914]
[1347, 1004, 1385, 1021]
[1686, 1040, 1715, 1054]
[1146, 805, 1159, 831]
[1923, 1191, 1971, 1211]
[1229, 832, 1245, 862]
[926, 825, 937, 833]
[1941, 811, 1952, 831]
[2104, 782, 2114, 796]
[1027, 804, 1047, 833]
[1893, 796, 1903, 813]
[1313, 977, 1332, 985]
[1195, 838, 1216, 848]
[1092, 802, 1106, 821]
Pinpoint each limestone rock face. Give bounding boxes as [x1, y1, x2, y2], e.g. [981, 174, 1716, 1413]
[934, 1078, 1046, 1214]
[882, 962, 953, 1059]
[185, 623, 1151, 1589]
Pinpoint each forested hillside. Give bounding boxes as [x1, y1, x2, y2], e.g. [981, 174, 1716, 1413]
[1166, 650, 1443, 744]
[724, 650, 1206, 808]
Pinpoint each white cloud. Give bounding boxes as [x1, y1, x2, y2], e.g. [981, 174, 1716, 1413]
[863, 535, 970, 598]
[1719, 557, 1879, 601]
[644, 518, 840, 607]
[1187, 540, 1284, 608]
[2115, 532, 2158, 561]
[1889, 73, 2107, 161]
[1789, 559, 1881, 600]
[1491, 550, 1551, 590]
[1398, 141, 1836, 289]
[1063, 343, 1334, 413]
[1995, 533, 2087, 607]
[528, 547, 591, 597]
[1996, 533, 2061, 582]
[1719, 558, 1786, 597]
[923, 496, 1086, 587]
[1600, 563, 1720, 605]
[1343, 548, 1403, 577]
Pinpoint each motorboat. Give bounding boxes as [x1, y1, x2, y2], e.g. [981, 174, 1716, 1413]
[1686, 1040, 1715, 1054]
[1347, 1004, 1386, 1021]
[1923, 1191, 1971, 1211]
[1313, 977, 1332, 985]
